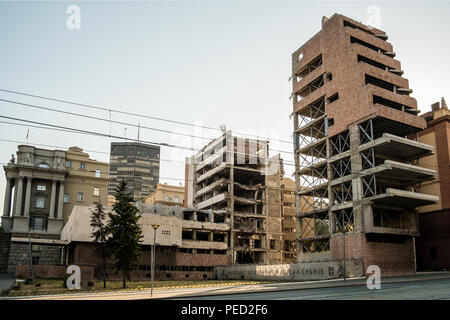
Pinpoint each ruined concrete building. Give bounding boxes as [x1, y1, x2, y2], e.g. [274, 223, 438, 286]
[185, 130, 284, 265]
[281, 177, 297, 263]
[292, 14, 439, 276]
[58, 204, 231, 281]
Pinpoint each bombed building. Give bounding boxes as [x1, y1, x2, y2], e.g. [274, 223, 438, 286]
[292, 14, 439, 276]
[185, 130, 285, 265]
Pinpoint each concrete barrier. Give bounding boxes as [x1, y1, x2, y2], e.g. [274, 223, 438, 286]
[216, 262, 343, 281]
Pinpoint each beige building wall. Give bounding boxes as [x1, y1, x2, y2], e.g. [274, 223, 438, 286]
[61, 205, 182, 247]
[143, 183, 184, 207]
[265, 163, 283, 264]
[417, 132, 442, 213]
[281, 177, 297, 262]
[63, 147, 109, 222]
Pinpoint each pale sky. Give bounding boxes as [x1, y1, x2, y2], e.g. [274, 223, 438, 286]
[0, 0, 449, 213]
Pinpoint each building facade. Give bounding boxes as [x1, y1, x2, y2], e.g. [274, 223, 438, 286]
[60, 204, 231, 280]
[292, 14, 438, 276]
[415, 98, 450, 271]
[143, 183, 185, 207]
[109, 142, 160, 200]
[185, 130, 285, 265]
[281, 177, 297, 263]
[0, 145, 108, 274]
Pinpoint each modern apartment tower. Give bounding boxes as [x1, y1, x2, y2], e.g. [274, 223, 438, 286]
[292, 14, 439, 276]
[185, 130, 284, 265]
[109, 142, 160, 200]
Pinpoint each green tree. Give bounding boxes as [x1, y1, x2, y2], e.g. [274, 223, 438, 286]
[90, 202, 108, 289]
[105, 180, 143, 288]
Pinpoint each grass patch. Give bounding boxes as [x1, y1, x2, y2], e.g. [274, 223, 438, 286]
[1, 279, 276, 297]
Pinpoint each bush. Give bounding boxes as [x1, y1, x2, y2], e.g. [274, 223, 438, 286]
[62, 275, 70, 288]
[0, 288, 11, 296]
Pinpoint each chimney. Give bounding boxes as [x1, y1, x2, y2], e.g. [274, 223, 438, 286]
[441, 97, 448, 110]
[431, 102, 440, 112]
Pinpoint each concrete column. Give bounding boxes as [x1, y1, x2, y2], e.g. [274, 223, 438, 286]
[209, 231, 214, 242]
[3, 177, 11, 217]
[14, 176, 24, 216]
[57, 181, 64, 220]
[49, 180, 57, 219]
[192, 230, 197, 240]
[23, 177, 32, 217]
[208, 209, 214, 223]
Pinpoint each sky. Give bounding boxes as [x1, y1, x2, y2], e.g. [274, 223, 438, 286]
[0, 0, 449, 212]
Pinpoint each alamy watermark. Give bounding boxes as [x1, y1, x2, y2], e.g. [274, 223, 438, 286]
[366, 265, 381, 290]
[66, 5, 81, 30]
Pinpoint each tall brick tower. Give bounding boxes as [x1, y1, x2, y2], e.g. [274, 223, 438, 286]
[292, 14, 439, 276]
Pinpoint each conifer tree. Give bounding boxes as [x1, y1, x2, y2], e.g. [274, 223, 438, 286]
[105, 180, 143, 288]
[90, 202, 108, 288]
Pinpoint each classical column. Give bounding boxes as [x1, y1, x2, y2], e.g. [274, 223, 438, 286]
[23, 177, 32, 217]
[3, 177, 11, 217]
[57, 181, 64, 220]
[49, 180, 57, 219]
[14, 176, 24, 216]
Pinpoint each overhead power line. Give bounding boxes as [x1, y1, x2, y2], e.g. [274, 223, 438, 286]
[0, 97, 295, 155]
[0, 120, 297, 167]
[0, 88, 293, 144]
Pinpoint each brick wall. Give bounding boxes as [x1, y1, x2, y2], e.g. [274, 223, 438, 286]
[331, 232, 416, 276]
[363, 236, 416, 276]
[416, 210, 450, 271]
[175, 252, 230, 267]
[7, 242, 62, 274]
[16, 264, 95, 280]
[0, 231, 11, 273]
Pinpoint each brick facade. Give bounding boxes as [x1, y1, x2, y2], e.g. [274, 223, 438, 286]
[7, 242, 63, 274]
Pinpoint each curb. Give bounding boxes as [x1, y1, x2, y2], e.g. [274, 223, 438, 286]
[0, 281, 272, 299]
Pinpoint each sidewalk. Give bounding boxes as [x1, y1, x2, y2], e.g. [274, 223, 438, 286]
[4, 271, 450, 300]
[0, 274, 15, 294]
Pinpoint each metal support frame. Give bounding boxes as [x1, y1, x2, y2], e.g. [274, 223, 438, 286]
[296, 54, 323, 79]
[330, 130, 350, 155]
[359, 118, 374, 145]
[299, 189, 329, 213]
[330, 157, 351, 178]
[333, 208, 354, 233]
[296, 97, 326, 128]
[298, 164, 328, 189]
[362, 174, 377, 197]
[298, 142, 327, 167]
[360, 148, 376, 170]
[298, 211, 330, 253]
[332, 181, 352, 204]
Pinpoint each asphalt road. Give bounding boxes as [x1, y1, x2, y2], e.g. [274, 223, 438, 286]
[182, 277, 450, 300]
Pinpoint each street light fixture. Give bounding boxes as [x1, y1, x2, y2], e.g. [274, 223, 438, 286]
[151, 224, 160, 297]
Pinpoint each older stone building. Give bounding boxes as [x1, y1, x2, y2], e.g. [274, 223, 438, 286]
[414, 98, 450, 271]
[0, 145, 108, 274]
[144, 183, 185, 207]
[292, 14, 439, 276]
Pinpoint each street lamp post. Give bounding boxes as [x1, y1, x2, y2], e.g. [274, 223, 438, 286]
[151, 224, 160, 297]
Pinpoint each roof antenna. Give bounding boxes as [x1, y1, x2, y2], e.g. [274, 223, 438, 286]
[137, 122, 140, 141]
